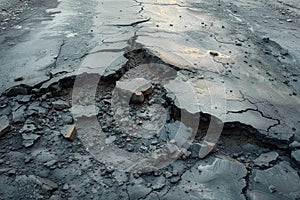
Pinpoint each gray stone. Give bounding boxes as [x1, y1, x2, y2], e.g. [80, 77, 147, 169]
[12, 107, 25, 123]
[0, 116, 11, 137]
[131, 92, 145, 104]
[26, 102, 48, 116]
[254, 151, 279, 167]
[19, 124, 36, 133]
[116, 78, 153, 95]
[22, 140, 35, 148]
[170, 176, 181, 184]
[52, 100, 70, 110]
[189, 143, 201, 158]
[268, 185, 277, 193]
[44, 160, 57, 168]
[164, 171, 173, 178]
[115, 78, 153, 104]
[22, 133, 40, 148]
[7, 169, 16, 176]
[22, 133, 40, 141]
[18, 95, 31, 103]
[289, 141, 300, 150]
[61, 114, 73, 124]
[0, 168, 10, 174]
[291, 150, 300, 165]
[280, 48, 289, 56]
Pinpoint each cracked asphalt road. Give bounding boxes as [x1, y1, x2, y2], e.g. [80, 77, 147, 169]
[0, 0, 300, 199]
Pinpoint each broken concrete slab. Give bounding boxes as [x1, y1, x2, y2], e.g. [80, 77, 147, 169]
[60, 124, 76, 140]
[130, 92, 145, 104]
[0, 39, 64, 94]
[164, 75, 201, 115]
[12, 107, 25, 123]
[0, 116, 11, 137]
[248, 161, 300, 199]
[136, 0, 300, 147]
[102, 54, 128, 79]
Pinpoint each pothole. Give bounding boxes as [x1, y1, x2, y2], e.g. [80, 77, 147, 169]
[0, 47, 299, 199]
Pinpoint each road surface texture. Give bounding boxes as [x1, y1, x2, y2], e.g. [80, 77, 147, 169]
[0, 0, 300, 199]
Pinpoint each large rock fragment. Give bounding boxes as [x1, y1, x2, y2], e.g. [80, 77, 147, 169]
[60, 124, 76, 140]
[22, 133, 40, 148]
[254, 151, 279, 167]
[115, 78, 153, 104]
